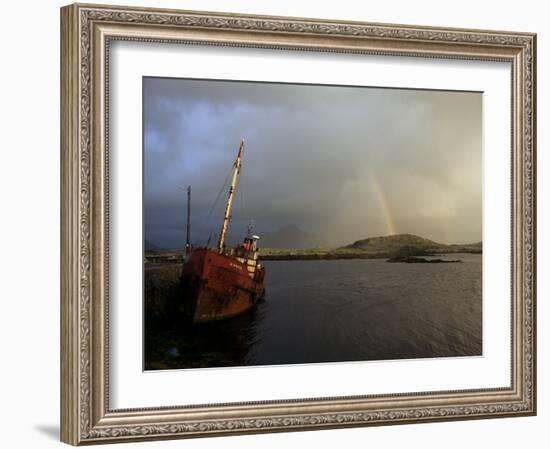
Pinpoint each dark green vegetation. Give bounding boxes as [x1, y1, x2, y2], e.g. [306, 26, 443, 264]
[144, 234, 481, 263]
[344, 234, 481, 254]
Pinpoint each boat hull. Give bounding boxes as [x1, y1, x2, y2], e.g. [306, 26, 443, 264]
[181, 248, 265, 322]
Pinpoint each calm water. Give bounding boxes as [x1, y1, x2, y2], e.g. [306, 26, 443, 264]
[144, 254, 482, 369]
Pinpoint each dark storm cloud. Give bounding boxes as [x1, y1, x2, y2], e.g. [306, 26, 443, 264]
[143, 77, 481, 249]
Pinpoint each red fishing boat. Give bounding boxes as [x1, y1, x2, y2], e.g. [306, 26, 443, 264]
[180, 140, 266, 322]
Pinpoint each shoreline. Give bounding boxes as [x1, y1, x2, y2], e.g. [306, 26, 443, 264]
[145, 249, 481, 264]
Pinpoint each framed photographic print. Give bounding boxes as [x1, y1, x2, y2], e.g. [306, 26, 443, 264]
[60, 3, 537, 445]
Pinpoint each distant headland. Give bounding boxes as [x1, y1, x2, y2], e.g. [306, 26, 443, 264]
[144, 233, 481, 263]
[258, 234, 481, 260]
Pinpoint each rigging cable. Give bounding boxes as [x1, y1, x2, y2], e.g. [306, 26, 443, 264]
[203, 163, 234, 245]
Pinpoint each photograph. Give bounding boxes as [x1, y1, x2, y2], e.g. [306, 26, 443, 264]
[143, 77, 483, 370]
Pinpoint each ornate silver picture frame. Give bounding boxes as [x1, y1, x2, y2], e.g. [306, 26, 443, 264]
[60, 3, 536, 445]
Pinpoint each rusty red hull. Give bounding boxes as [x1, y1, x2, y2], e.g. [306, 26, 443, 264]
[181, 248, 265, 322]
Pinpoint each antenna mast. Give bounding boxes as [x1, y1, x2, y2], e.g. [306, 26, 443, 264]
[186, 185, 191, 254]
[218, 140, 244, 252]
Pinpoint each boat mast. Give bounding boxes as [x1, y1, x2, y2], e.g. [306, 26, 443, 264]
[217, 140, 244, 252]
[185, 185, 191, 254]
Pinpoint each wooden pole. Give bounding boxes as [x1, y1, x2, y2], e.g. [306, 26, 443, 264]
[218, 140, 244, 252]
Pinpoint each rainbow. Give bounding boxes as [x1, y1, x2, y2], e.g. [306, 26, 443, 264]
[370, 174, 396, 236]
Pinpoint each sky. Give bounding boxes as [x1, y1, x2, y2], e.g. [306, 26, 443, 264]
[143, 77, 482, 249]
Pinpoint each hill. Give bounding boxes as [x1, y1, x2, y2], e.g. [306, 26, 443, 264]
[258, 234, 481, 260]
[345, 234, 445, 253]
